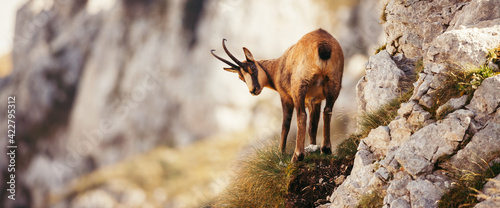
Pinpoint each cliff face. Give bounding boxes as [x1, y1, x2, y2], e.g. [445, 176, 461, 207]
[0, 0, 384, 207]
[328, 0, 500, 207]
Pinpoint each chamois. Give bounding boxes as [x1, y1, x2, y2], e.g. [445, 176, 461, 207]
[211, 29, 344, 162]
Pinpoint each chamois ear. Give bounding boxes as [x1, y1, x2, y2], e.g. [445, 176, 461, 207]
[223, 67, 239, 73]
[243, 47, 255, 62]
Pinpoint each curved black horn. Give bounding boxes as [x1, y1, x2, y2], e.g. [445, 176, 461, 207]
[211, 50, 240, 69]
[222, 39, 245, 67]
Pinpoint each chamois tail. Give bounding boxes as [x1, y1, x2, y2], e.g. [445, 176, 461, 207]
[318, 41, 332, 60]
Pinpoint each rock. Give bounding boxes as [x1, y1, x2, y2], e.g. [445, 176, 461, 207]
[396, 110, 473, 176]
[375, 167, 391, 182]
[426, 24, 500, 66]
[305, 144, 320, 153]
[386, 171, 411, 198]
[329, 162, 380, 208]
[475, 174, 500, 208]
[388, 118, 412, 149]
[335, 175, 346, 186]
[390, 197, 411, 208]
[479, 174, 500, 201]
[449, 111, 500, 173]
[436, 95, 468, 117]
[397, 101, 417, 118]
[407, 104, 433, 131]
[467, 75, 500, 126]
[357, 50, 406, 114]
[383, 0, 466, 59]
[352, 150, 376, 174]
[449, 0, 500, 30]
[363, 126, 391, 158]
[407, 179, 443, 208]
[380, 147, 402, 174]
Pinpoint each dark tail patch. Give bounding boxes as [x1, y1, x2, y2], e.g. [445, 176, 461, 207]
[318, 42, 331, 60]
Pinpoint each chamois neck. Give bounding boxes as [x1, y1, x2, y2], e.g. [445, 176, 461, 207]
[257, 59, 280, 91]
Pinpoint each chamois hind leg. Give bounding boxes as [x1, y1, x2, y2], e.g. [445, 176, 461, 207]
[280, 98, 294, 154]
[292, 84, 309, 163]
[322, 82, 340, 155]
[308, 102, 321, 146]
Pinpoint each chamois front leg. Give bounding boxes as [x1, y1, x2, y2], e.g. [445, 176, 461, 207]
[292, 85, 309, 163]
[308, 102, 321, 145]
[280, 98, 294, 154]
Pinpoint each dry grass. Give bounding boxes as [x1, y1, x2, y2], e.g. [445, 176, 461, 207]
[0, 53, 12, 77]
[429, 64, 498, 119]
[212, 141, 291, 208]
[358, 189, 385, 208]
[439, 161, 500, 208]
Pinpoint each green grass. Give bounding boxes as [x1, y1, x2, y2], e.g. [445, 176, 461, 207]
[375, 44, 387, 55]
[439, 161, 500, 208]
[358, 190, 385, 208]
[380, 2, 389, 23]
[429, 64, 498, 119]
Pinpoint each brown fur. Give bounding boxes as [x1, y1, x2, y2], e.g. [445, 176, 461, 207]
[212, 29, 344, 162]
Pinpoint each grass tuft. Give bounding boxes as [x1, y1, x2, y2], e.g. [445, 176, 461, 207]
[439, 161, 500, 208]
[487, 45, 500, 67]
[358, 89, 413, 136]
[213, 142, 291, 208]
[357, 190, 385, 208]
[375, 44, 387, 55]
[380, 2, 389, 23]
[430, 64, 498, 119]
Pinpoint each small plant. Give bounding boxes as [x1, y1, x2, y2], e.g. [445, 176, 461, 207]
[335, 134, 362, 160]
[430, 64, 498, 119]
[380, 2, 389, 23]
[375, 44, 387, 55]
[358, 89, 413, 136]
[438, 161, 500, 208]
[358, 190, 385, 208]
[487, 45, 500, 67]
[436, 104, 454, 120]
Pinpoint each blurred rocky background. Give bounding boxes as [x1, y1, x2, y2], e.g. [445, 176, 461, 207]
[0, 0, 384, 207]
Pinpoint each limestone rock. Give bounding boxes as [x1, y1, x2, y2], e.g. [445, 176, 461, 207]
[388, 118, 412, 149]
[352, 150, 376, 174]
[396, 110, 473, 176]
[449, 111, 500, 173]
[449, 0, 500, 30]
[407, 179, 443, 208]
[475, 174, 500, 208]
[436, 95, 468, 116]
[467, 75, 500, 126]
[426, 24, 500, 66]
[357, 50, 406, 114]
[362, 126, 391, 158]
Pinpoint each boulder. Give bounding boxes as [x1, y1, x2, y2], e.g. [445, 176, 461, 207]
[395, 110, 473, 176]
[357, 50, 406, 114]
[449, 111, 500, 173]
[362, 126, 391, 158]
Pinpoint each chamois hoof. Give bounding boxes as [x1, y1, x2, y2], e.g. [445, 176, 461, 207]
[291, 152, 305, 163]
[321, 146, 332, 155]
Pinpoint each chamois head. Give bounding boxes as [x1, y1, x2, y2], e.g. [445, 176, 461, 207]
[211, 39, 264, 96]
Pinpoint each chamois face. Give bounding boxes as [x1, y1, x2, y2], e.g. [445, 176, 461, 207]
[211, 40, 263, 96]
[240, 48, 262, 96]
